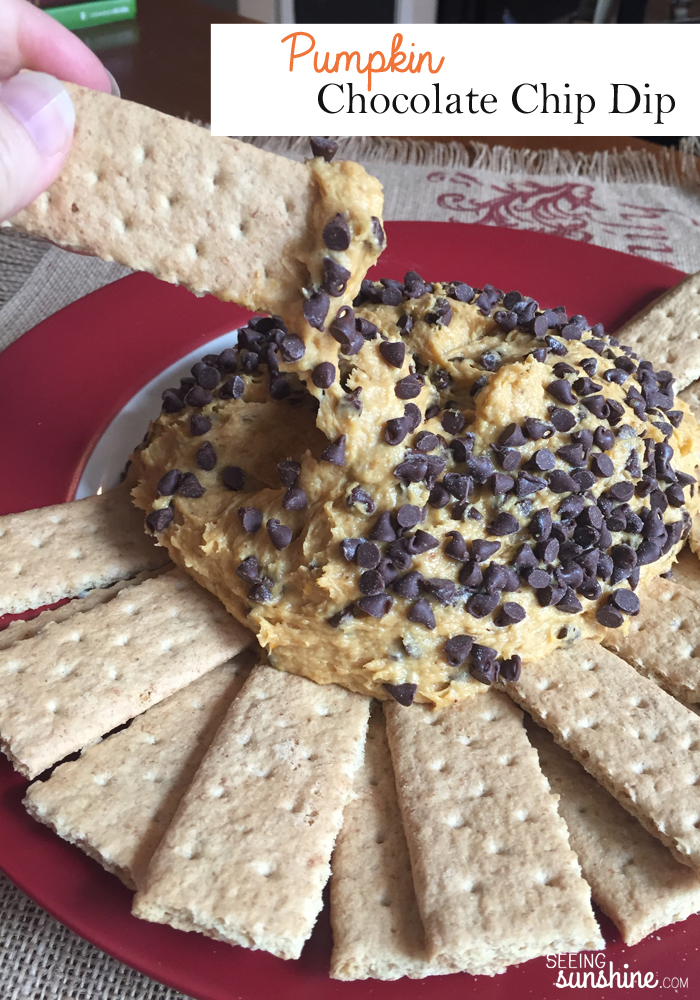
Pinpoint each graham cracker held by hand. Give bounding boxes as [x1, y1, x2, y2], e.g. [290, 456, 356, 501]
[615, 271, 700, 390]
[504, 641, 700, 873]
[0, 569, 250, 779]
[330, 705, 450, 982]
[24, 653, 253, 889]
[384, 690, 603, 976]
[8, 85, 384, 330]
[527, 719, 700, 947]
[0, 486, 170, 617]
[133, 663, 370, 961]
[605, 575, 700, 705]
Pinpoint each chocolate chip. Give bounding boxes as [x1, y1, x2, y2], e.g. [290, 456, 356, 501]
[310, 136, 339, 160]
[610, 589, 640, 615]
[608, 481, 635, 502]
[161, 389, 185, 413]
[277, 334, 305, 364]
[428, 484, 450, 508]
[222, 466, 245, 491]
[493, 447, 521, 472]
[359, 569, 385, 596]
[444, 634, 473, 667]
[189, 415, 212, 438]
[269, 375, 291, 400]
[481, 563, 507, 594]
[535, 537, 560, 563]
[636, 538, 662, 565]
[525, 567, 551, 589]
[465, 455, 494, 485]
[558, 495, 585, 520]
[312, 362, 336, 389]
[466, 593, 499, 618]
[248, 580, 273, 603]
[395, 375, 423, 400]
[146, 507, 173, 532]
[530, 348, 547, 363]
[185, 385, 213, 408]
[236, 556, 260, 584]
[494, 602, 526, 627]
[379, 341, 406, 369]
[329, 306, 362, 355]
[549, 408, 577, 432]
[385, 417, 409, 447]
[494, 309, 518, 332]
[447, 280, 475, 303]
[498, 423, 527, 448]
[581, 395, 609, 419]
[402, 270, 427, 298]
[414, 431, 438, 453]
[487, 512, 519, 536]
[219, 375, 244, 399]
[441, 410, 466, 436]
[340, 538, 361, 562]
[358, 594, 393, 618]
[371, 216, 385, 246]
[425, 297, 453, 326]
[282, 486, 307, 510]
[394, 455, 428, 483]
[526, 450, 556, 472]
[422, 578, 456, 605]
[557, 587, 582, 614]
[498, 655, 520, 682]
[328, 606, 354, 628]
[238, 506, 262, 533]
[157, 469, 182, 496]
[572, 376, 602, 397]
[549, 470, 579, 494]
[302, 290, 330, 331]
[267, 518, 293, 550]
[479, 351, 500, 371]
[383, 682, 416, 706]
[196, 441, 217, 472]
[596, 603, 624, 628]
[443, 531, 467, 561]
[524, 418, 553, 440]
[537, 584, 566, 608]
[191, 362, 220, 391]
[590, 453, 614, 478]
[322, 212, 351, 250]
[407, 599, 436, 629]
[529, 509, 552, 540]
[557, 444, 586, 467]
[239, 350, 260, 375]
[321, 435, 346, 466]
[396, 505, 422, 529]
[470, 646, 499, 685]
[406, 530, 439, 554]
[547, 380, 576, 406]
[666, 483, 685, 508]
[515, 473, 546, 497]
[177, 473, 206, 498]
[491, 473, 515, 495]
[553, 362, 577, 378]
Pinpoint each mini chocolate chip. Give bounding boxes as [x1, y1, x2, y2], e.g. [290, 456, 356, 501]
[498, 423, 528, 447]
[379, 341, 406, 368]
[535, 538, 560, 563]
[491, 473, 515, 495]
[547, 380, 576, 406]
[537, 584, 566, 608]
[248, 580, 273, 602]
[358, 594, 393, 618]
[466, 593, 499, 618]
[549, 408, 577, 432]
[596, 603, 624, 628]
[238, 506, 263, 533]
[222, 466, 245, 491]
[516, 473, 547, 497]
[161, 389, 185, 413]
[311, 362, 336, 389]
[401, 403, 421, 432]
[185, 385, 213, 408]
[425, 297, 453, 326]
[470, 646, 499, 685]
[177, 473, 206, 498]
[406, 530, 439, 554]
[392, 570, 423, 598]
[444, 634, 473, 666]
[414, 431, 438, 452]
[394, 455, 428, 483]
[636, 538, 662, 565]
[407, 599, 436, 629]
[385, 417, 409, 447]
[591, 453, 614, 478]
[553, 362, 577, 377]
[366, 513, 396, 546]
[571, 470, 596, 492]
[422, 578, 456, 605]
[329, 306, 363, 355]
[593, 426, 615, 451]
[303, 290, 330, 331]
[492, 447, 521, 472]
[340, 538, 361, 562]
[277, 460, 301, 487]
[526, 450, 556, 472]
[282, 486, 307, 510]
[610, 589, 641, 615]
[157, 469, 181, 496]
[441, 410, 466, 435]
[463, 541, 497, 566]
[428, 484, 450, 508]
[608, 481, 635, 502]
[196, 441, 217, 471]
[395, 375, 423, 400]
[572, 376, 602, 397]
[146, 507, 173, 532]
[191, 362, 220, 391]
[236, 556, 260, 584]
[524, 418, 554, 440]
[479, 351, 500, 371]
[269, 374, 291, 400]
[500, 655, 522, 682]
[558, 495, 585, 520]
[321, 258, 351, 299]
[219, 375, 244, 399]
[267, 518, 293, 550]
[396, 504, 422, 529]
[557, 444, 586, 467]
[525, 567, 551, 589]
[383, 682, 416, 706]
[666, 483, 685, 508]
[322, 212, 351, 250]
[359, 569, 385, 596]
[557, 587, 582, 614]
[279, 334, 306, 364]
[549, 470, 580, 494]
[466, 455, 495, 484]
[529, 509, 552, 540]
[444, 531, 467, 561]
[310, 136, 338, 161]
[483, 563, 509, 594]
[494, 602, 526, 627]
[513, 544, 537, 569]
[488, 512, 519, 536]
[190, 414, 212, 437]
[321, 435, 346, 466]
[371, 216, 385, 246]
[582, 395, 609, 419]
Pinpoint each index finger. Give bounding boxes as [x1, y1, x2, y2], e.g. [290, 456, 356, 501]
[0, 0, 111, 89]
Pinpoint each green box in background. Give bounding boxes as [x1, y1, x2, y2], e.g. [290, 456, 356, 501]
[46, 0, 136, 30]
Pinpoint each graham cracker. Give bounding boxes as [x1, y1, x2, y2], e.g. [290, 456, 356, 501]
[0, 486, 170, 617]
[24, 652, 254, 889]
[132, 663, 370, 961]
[0, 569, 250, 779]
[679, 381, 700, 423]
[503, 642, 700, 872]
[0, 568, 166, 652]
[8, 85, 382, 319]
[605, 576, 700, 705]
[384, 690, 603, 976]
[615, 271, 700, 390]
[670, 545, 700, 593]
[527, 719, 700, 947]
[330, 705, 450, 981]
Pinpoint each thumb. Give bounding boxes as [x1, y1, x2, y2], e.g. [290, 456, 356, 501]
[0, 70, 74, 222]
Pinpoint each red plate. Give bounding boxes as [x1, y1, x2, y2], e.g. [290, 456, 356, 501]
[0, 222, 696, 1000]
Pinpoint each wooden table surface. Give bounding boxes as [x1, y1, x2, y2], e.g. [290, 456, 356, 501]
[77, 0, 671, 160]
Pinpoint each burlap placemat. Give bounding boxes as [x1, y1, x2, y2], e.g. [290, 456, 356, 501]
[0, 136, 699, 999]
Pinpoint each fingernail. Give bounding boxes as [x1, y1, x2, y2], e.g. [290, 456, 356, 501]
[105, 68, 120, 98]
[0, 71, 75, 157]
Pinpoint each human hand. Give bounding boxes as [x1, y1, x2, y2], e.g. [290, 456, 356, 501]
[0, 0, 113, 222]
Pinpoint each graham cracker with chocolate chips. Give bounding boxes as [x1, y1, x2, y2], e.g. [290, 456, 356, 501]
[504, 641, 700, 872]
[24, 653, 253, 889]
[133, 664, 370, 961]
[615, 271, 700, 390]
[384, 690, 603, 976]
[0, 485, 170, 617]
[0, 569, 250, 779]
[8, 85, 382, 323]
[330, 705, 448, 981]
[528, 719, 700, 947]
[605, 575, 700, 705]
